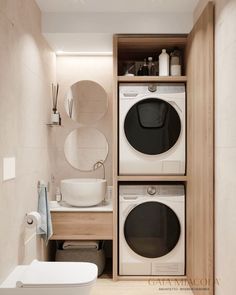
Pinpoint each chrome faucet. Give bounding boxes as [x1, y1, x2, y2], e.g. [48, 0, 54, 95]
[93, 160, 106, 204]
[93, 160, 105, 180]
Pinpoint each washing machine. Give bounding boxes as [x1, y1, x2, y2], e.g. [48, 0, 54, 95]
[119, 83, 185, 175]
[119, 184, 185, 276]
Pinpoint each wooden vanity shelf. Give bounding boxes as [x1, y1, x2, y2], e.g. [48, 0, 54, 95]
[50, 212, 113, 240]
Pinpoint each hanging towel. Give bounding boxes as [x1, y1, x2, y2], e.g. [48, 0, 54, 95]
[37, 181, 53, 244]
[62, 240, 99, 250]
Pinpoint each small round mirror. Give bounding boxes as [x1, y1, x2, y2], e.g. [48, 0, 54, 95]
[65, 80, 108, 124]
[64, 127, 108, 171]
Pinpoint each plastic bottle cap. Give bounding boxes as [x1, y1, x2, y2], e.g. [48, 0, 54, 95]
[162, 49, 166, 53]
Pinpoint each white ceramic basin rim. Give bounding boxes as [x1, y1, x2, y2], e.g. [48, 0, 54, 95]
[61, 178, 107, 207]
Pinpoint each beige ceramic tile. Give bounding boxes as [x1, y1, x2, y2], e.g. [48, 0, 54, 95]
[214, 0, 236, 153]
[0, 13, 19, 154]
[0, 0, 41, 37]
[215, 45, 236, 147]
[214, 4, 236, 294]
[0, 0, 55, 284]
[215, 147, 236, 294]
[215, 0, 236, 56]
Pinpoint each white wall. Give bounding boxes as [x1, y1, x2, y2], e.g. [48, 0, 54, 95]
[194, 1, 236, 294]
[0, 0, 56, 283]
[42, 12, 193, 33]
[41, 12, 193, 52]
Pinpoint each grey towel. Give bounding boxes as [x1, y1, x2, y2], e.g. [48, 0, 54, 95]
[62, 240, 99, 250]
[37, 182, 53, 244]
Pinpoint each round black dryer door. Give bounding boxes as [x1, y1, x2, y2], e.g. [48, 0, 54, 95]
[124, 98, 181, 155]
[124, 202, 181, 258]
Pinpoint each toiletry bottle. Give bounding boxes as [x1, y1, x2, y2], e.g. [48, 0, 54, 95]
[142, 59, 149, 76]
[159, 49, 169, 76]
[137, 65, 143, 76]
[148, 57, 155, 76]
[170, 47, 181, 76]
[55, 187, 62, 202]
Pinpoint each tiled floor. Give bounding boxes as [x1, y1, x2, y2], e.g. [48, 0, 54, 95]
[91, 279, 194, 295]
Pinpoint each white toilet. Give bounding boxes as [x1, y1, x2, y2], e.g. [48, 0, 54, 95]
[0, 260, 97, 295]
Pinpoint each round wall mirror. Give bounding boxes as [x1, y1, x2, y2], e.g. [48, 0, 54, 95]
[65, 80, 108, 124]
[64, 127, 109, 171]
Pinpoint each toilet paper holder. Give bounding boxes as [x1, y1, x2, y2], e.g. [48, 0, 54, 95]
[25, 180, 50, 235]
[25, 211, 42, 233]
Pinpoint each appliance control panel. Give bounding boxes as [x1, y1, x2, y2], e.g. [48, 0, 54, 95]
[120, 185, 184, 197]
[119, 83, 185, 99]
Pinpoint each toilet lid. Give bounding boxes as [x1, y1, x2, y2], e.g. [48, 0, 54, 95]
[16, 260, 98, 288]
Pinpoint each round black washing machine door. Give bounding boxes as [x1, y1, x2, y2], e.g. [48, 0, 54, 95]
[124, 201, 181, 258]
[124, 98, 181, 155]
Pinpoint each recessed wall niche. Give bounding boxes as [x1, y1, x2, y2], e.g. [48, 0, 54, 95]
[65, 80, 108, 124]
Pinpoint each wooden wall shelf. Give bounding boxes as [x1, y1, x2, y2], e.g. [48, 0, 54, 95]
[118, 76, 187, 83]
[117, 175, 187, 182]
[117, 35, 187, 48]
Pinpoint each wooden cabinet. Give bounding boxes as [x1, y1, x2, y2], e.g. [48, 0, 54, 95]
[51, 212, 113, 240]
[112, 3, 214, 294]
[186, 3, 214, 295]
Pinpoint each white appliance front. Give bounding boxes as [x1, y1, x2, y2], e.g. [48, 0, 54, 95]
[119, 184, 185, 276]
[119, 83, 186, 175]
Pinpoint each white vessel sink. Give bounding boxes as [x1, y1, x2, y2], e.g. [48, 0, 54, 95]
[60, 178, 107, 207]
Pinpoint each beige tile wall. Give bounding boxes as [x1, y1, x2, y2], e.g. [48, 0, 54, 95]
[0, 0, 56, 282]
[53, 56, 113, 194]
[194, 1, 236, 294]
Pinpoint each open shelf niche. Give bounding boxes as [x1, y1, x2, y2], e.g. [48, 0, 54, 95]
[113, 34, 189, 282]
[117, 35, 187, 78]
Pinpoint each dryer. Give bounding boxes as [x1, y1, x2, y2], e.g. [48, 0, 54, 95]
[119, 184, 185, 276]
[119, 83, 185, 175]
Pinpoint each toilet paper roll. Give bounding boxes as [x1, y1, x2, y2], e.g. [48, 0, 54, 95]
[25, 211, 41, 229]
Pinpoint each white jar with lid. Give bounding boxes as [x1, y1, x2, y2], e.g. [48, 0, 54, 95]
[159, 49, 169, 76]
[170, 48, 181, 76]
